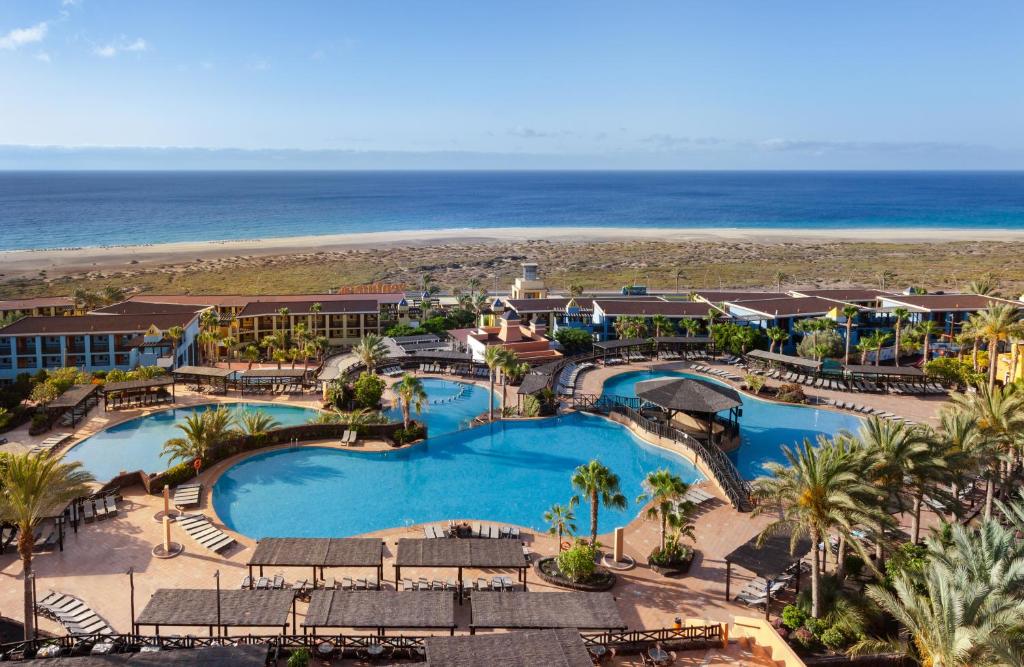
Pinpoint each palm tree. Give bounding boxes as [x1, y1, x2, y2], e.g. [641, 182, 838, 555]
[862, 331, 891, 366]
[931, 409, 986, 520]
[236, 409, 280, 438]
[892, 307, 910, 367]
[972, 302, 1023, 388]
[543, 503, 577, 546]
[483, 346, 505, 421]
[166, 325, 184, 368]
[309, 302, 322, 337]
[917, 320, 943, 364]
[636, 469, 691, 551]
[766, 326, 789, 354]
[567, 281, 585, 298]
[272, 348, 288, 370]
[751, 435, 882, 618]
[497, 350, 523, 414]
[651, 315, 672, 338]
[877, 270, 896, 291]
[949, 383, 1024, 519]
[841, 305, 859, 365]
[0, 453, 94, 639]
[395, 373, 427, 429]
[570, 460, 627, 546]
[774, 270, 788, 293]
[242, 345, 260, 369]
[966, 274, 999, 297]
[161, 406, 238, 469]
[353, 333, 388, 373]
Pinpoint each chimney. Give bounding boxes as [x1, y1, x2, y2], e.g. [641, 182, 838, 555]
[498, 310, 522, 342]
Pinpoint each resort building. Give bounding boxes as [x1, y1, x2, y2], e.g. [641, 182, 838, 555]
[590, 298, 718, 340]
[877, 293, 1022, 336]
[509, 262, 549, 300]
[0, 311, 202, 381]
[0, 296, 76, 319]
[786, 288, 892, 307]
[452, 310, 563, 364]
[722, 296, 864, 354]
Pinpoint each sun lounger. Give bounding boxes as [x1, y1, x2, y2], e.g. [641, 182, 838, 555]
[82, 500, 95, 522]
[272, 575, 285, 589]
[735, 591, 768, 608]
[37, 591, 114, 636]
[341, 429, 352, 444]
[255, 577, 270, 590]
[347, 430, 358, 444]
[177, 514, 236, 553]
[401, 578, 414, 591]
[103, 496, 118, 517]
[240, 575, 252, 589]
[172, 483, 201, 508]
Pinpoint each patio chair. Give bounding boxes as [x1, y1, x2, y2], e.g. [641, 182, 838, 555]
[272, 575, 285, 589]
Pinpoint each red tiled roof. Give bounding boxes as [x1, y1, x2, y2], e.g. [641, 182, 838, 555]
[788, 289, 892, 302]
[879, 293, 1021, 312]
[0, 312, 197, 336]
[237, 299, 380, 317]
[0, 296, 75, 310]
[130, 293, 404, 308]
[90, 301, 209, 315]
[692, 290, 778, 303]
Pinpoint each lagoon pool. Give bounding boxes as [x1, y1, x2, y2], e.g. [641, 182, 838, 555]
[65, 402, 321, 481]
[213, 412, 702, 539]
[384, 378, 497, 437]
[601, 370, 864, 478]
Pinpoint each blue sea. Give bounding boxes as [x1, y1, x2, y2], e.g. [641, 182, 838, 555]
[1, 171, 1022, 251]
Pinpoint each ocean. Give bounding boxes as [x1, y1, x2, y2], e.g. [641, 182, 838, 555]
[0, 171, 1022, 251]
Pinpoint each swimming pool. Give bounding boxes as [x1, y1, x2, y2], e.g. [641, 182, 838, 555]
[65, 402, 321, 480]
[213, 412, 702, 539]
[384, 378, 496, 437]
[601, 370, 864, 478]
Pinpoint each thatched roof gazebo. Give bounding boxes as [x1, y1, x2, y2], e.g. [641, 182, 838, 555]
[634, 377, 742, 443]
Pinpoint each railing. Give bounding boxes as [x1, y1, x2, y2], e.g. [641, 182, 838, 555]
[575, 393, 751, 512]
[0, 626, 725, 661]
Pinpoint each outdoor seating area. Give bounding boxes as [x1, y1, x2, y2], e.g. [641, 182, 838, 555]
[469, 591, 626, 633]
[688, 363, 743, 382]
[304, 589, 457, 636]
[48, 385, 101, 429]
[101, 377, 175, 411]
[724, 532, 812, 616]
[422, 521, 521, 540]
[820, 397, 920, 425]
[170, 483, 201, 509]
[35, 591, 115, 637]
[238, 368, 310, 395]
[394, 538, 529, 596]
[27, 432, 73, 457]
[555, 361, 595, 396]
[134, 588, 296, 636]
[174, 514, 236, 554]
[246, 537, 386, 590]
[424, 628, 595, 667]
[170, 366, 234, 394]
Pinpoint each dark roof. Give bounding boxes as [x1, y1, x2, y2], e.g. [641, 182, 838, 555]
[407, 350, 474, 361]
[399, 340, 451, 352]
[594, 300, 714, 317]
[0, 296, 75, 310]
[789, 289, 891, 303]
[726, 532, 812, 580]
[48, 384, 100, 409]
[593, 338, 648, 351]
[391, 334, 443, 344]
[842, 364, 926, 377]
[6, 646, 269, 666]
[507, 298, 594, 313]
[303, 590, 455, 630]
[726, 296, 846, 318]
[654, 336, 714, 344]
[130, 293, 404, 308]
[135, 589, 293, 628]
[248, 537, 383, 568]
[425, 629, 593, 667]
[517, 374, 552, 395]
[635, 377, 741, 413]
[238, 299, 379, 317]
[747, 349, 823, 370]
[693, 290, 778, 303]
[879, 293, 1020, 312]
[102, 377, 175, 393]
[90, 301, 209, 315]
[469, 592, 626, 631]
[239, 368, 308, 379]
[395, 538, 525, 569]
[171, 365, 236, 378]
[0, 313, 196, 336]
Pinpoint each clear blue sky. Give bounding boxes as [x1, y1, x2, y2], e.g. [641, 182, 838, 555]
[2, 1, 1023, 169]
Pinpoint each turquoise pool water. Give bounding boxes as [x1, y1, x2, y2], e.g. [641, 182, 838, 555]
[384, 378, 497, 436]
[64, 402, 321, 480]
[600, 370, 864, 478]
[213, 412, 702, 539]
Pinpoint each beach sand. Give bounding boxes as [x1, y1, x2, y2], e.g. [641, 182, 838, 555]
[2, 226, 1022, 296]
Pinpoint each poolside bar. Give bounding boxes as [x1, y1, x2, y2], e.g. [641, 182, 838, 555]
[468, 592, 626, 633]
[303, 589, 456, 637]
[134, 588, 296, 637]
[247, 537, 385, 589]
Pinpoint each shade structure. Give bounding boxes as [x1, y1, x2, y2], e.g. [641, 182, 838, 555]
[469, 592, 626, 632]
[135, 589, 294, 634]
[303, 589, 456, 634]
[746, 350, 822, 371]
[11, 646, 269, 666]
[425, 629, 593, 667]
[635, 377, 741, 414]
[239, 368, 308, 379]
[724, 531, 813, 615]
[593, 338, 647, 351]
[48, 384, 100, 410]
[247, 537, 384, 585]
[517, 373, 551, 396]
[842, 364, 925, 378]
[171, 365, 235, 379]
[394, 538, 528, 588]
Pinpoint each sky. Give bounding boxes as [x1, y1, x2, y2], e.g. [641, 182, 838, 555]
[1, 1, 1023, 169]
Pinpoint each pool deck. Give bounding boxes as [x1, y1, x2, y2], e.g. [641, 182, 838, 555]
[0, 364, 952, 647]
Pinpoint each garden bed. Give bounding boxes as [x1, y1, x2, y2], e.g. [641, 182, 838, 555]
[534, 557, 616, 591]
[647, 549, 696, 577]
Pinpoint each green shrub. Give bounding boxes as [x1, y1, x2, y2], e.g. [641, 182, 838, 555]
[521, 395, 541, 417]
[156, 462, 196, 488]
[30, 412, 49, 429]
[393, 424, 426, 445]
[819, 627, 846, 652]
[554, 328, 594, 355]
[843, 553, 865, 578]
[781, 604, 808, 631]
[286, 648, 310, 667]
[775, 383, 806, 404]
[744, 374, 765, 394]
[885, 542, 929, 589]
[924, 357, 984, 387]
[353, 372, 386, 409]
[556, 541, 598, 583]
[790, 627, 816, 651]
[804, 616, 827, 637]
[385, 324, 428, 338]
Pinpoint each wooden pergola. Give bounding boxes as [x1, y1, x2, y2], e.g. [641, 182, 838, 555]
[303, 589, 456, 637]
[134, 588, 296, 637]
[171, 366, 235, 394]
[247, 537, 384, 589]
[724, 532, 811, 620]
[468, 592, 626, 634]
[394, 539, 528, 597]
[47, 384, 100, 427]
[101, 376, 175, 411]
[634, 377, 742, 444]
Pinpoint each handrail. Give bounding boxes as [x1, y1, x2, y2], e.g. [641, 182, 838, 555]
[575, 393, 751, 512]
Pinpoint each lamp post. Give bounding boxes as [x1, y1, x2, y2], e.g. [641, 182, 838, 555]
[126, 568, 135, 636]
[213, 570, 221, 639]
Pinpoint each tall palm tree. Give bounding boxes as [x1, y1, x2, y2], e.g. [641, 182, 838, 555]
[949, 383, 1024, 519]
[636, 469, 691, 550]
[841, 305, 859, 365]
[877, 270, 896, 291]
[972, 302, 1023, 388]
[570, 460, 627, 546]
[0, 453, 94, 639]
[858, 331, 891, 366]
[679, 318, 702, 337]
[395, 373, 427, 429]
[236, 409, 280, 438]
[166, 325, 184, 368]
[651, 315, 672, 338]
[932, 409, 986, 519]
[497, 350, 523, 414]
[966, 274, 999, 297]
[917, 320, 943, 364]
[774, 270, 788, 293]
[751, 435, 882, 618]
[353, 333, 388, 373]
[766, 326, 789, 354]
[483, 346, 505, 421]
[161, 406, 238, 469]
[309, 302, 322, 338]
[892, 307, 910, 367]
[543, 502, 577, 546]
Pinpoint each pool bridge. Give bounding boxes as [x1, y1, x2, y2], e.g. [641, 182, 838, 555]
[572, 393, 752, 512]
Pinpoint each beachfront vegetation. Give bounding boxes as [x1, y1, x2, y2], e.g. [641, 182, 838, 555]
[571, 459, 627, 545]
[0, 453, 93, 640]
